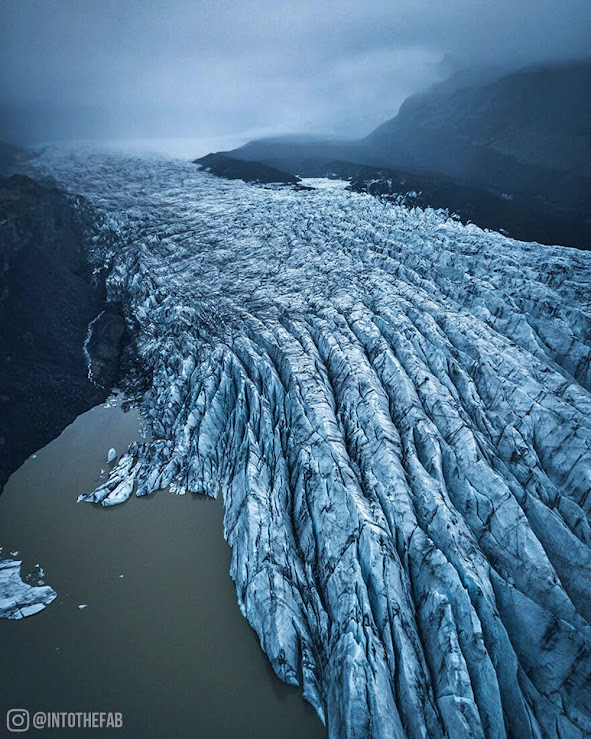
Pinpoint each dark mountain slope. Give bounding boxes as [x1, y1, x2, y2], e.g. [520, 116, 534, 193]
[0, 174, 126, 489]
[364, 60, 591, 209]
[368, 61, 591, 176]
[194, 153, 299, 184]
[225, 135, 364, 176]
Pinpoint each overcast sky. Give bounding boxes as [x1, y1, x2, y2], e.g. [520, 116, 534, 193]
[1, 0, 590, 144]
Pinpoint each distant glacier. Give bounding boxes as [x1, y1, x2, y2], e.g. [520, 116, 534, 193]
[33, 146, 591, 738]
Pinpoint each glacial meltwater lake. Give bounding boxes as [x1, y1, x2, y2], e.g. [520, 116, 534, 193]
[0, 396, 325, 738]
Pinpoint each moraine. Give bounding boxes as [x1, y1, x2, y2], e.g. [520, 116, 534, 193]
[27, 145, 591, 738]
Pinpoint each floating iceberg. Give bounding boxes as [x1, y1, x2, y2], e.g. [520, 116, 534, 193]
[0, 559, 57, 619]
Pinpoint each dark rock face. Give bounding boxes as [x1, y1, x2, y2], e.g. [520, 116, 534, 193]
[194, 153, 300, 184]
[85, 303, 127, 389]
[0, 174, 125, 489]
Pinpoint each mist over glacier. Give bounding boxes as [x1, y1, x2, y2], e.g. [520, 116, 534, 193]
[2, 0, 591, 143]
[32, 147, 591, 738]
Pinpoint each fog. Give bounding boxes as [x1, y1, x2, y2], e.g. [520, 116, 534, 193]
[1, 0, 590, 145]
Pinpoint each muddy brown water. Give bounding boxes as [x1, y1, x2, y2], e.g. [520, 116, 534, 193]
[0, 397, 326, 738]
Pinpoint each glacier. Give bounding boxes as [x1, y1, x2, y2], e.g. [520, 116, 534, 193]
[33, 147, 591, 738]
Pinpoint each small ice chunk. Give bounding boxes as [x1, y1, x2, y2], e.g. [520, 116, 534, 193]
[107, 448, 117, 463]
[20, 603, 45, 617]
[78, 604, 88, 610]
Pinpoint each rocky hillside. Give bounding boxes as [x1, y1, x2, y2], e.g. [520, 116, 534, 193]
[0, 173, 126, 489]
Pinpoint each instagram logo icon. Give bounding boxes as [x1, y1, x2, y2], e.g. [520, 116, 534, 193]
[6, 709, 30, 732]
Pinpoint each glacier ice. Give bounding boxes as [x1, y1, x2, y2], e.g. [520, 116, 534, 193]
[34, 149, 591, 738]
[0, 559, 57, 619]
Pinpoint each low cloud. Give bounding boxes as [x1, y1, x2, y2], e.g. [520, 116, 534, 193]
[1, 0, 589, 143]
